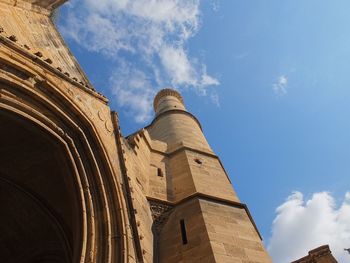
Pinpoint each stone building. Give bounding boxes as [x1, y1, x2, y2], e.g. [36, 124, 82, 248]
[292, 245, 338, 263]
[0, 1, 273, 262]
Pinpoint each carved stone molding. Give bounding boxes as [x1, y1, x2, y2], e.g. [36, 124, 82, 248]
[149, 200, 174, 235]
[0, 61, 31, 80]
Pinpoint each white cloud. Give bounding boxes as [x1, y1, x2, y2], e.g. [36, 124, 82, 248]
[273, 75, 288, 96]
[160, 46, 197, 86]
[201, 66, 220, 86]
[210, 92, 220, 107]
[268, 191, 350, 263]
[59, 0, 219, 123]
[109, 62, 154, 123]
[210, 0, 220, 12]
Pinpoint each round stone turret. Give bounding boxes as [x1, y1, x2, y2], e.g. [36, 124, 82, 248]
[148, 88, 212, 152]
[153, 88, 186, 116]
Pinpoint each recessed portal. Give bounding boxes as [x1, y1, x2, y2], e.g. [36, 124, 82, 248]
[0, 110, 82, 263]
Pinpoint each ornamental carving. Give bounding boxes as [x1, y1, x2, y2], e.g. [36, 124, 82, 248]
[149, 200, 173, 234]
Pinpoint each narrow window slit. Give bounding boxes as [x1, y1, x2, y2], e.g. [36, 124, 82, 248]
[194, 158, 202, 164]
[157, 168, 163, 177]
[180, 219, 188, 245]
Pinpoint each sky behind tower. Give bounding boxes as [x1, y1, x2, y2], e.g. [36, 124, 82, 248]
[57, 1, 350, 262]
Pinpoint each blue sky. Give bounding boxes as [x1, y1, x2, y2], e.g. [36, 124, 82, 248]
[58, 1, 350, 262]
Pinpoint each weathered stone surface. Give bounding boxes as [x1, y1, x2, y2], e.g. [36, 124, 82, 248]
[0, 0, 90, 87]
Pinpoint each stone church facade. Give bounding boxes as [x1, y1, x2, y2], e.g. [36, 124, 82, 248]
[0, 1, 332, 263]
[291, 245, 338, 263]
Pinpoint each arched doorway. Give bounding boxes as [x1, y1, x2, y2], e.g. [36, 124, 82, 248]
[0, 110, 82, 262]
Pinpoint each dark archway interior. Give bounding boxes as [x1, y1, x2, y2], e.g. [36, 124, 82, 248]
[0, 110, 81, 263]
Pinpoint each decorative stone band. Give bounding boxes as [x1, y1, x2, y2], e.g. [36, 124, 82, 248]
[153, 88, 184, 111]
[147, 109, 203, 131]
[126, 130, 230, 183]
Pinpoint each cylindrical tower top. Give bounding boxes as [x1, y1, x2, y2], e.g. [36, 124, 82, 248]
[149, 88, 212, 152]
[153, 88, 186, 116]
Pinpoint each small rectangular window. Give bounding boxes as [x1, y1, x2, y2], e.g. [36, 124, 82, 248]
[180, 219, 188, 245]
[157, 168, 163, 177]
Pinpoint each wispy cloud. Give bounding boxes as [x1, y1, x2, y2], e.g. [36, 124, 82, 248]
[273, 75, 288, 96]
[210, 92, 220, 107]
[234, 52, 249, 60]
[59, 0, 219, 123]
[109, 61, 155, 123]
[268, 191, 350, 263]
[210, 0, 220, 12]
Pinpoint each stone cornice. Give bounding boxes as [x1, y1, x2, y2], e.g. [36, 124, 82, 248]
[147, 193, 263, 241]
[126, 130, 233, 185]
[147, 109, 203, 131]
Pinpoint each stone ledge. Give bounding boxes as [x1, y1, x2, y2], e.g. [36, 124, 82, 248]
[146, 193, 263, 241]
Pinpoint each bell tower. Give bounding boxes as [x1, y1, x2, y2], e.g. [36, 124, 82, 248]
[145, 88, 272, 262]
